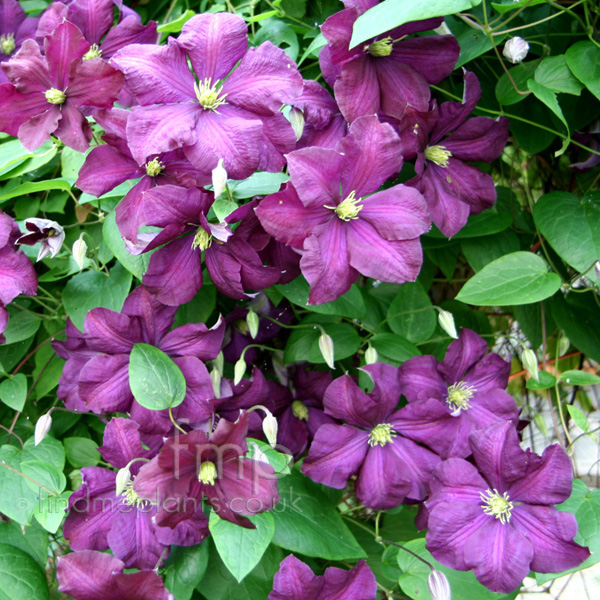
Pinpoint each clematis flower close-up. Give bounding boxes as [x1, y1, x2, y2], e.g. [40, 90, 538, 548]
[0, 0, 38, 83]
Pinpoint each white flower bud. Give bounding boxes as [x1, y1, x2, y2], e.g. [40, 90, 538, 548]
[211, 158, 228, 199]
[318, 332, 335, 370]
[437, 308, 458, 339]
[247, 309, 259, 340]
[115, 467, 131, 496]
[365, 343, 378, 365]
[210, 368, 221, 399]
[288, 107, 305, 141]
[428, 570, 451, 600]
[262, 413, 278, 448]
[558, 336, 570, 357]
[34, 412, 52, 446]
[594, 260, 600, 281]
[233, 356, 246, 385]
[72, 234, 87, 270]
[521, 347, 539, 382]
[503, 37, 529, 64]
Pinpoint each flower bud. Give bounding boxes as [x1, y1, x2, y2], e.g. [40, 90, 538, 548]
[503, 37, 529, 64]
[262, 413, 278, 448]
[365, 343, 378, 365]
[233, 356, 246, 385]
[428, 570, 451, 600]
[521, 347, 539, 382]
[34, 412, 52, 446]
[247, 309, 259, 340]
[437, 308, 458, 339]
[210, 368, 221, 399]
[115, 467, 131, 496]
[318, 332, 335, 370]
[211, 158, 227, 199]
[558, 336, 570, 357]
[594, 260, 600, 281]
[288, 107, 305, 141]
[72, 234, 87, 270]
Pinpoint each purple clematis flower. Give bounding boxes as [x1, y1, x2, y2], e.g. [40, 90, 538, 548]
[0, 20, 124, 152]
[0, 210, 37, 342]
[396, 328, 519, 459]
[405, 71, 509, 238]
[111, 12, 302, 179]
[425, 421, 590, 593]
[57, 550, 174, 600]
[133, 411, 279, 529]
[269, 555, 377, 600]
[302, 363, 440, 510]
[319, 1, 459, 123]
[0, 0, 38, 83]
[256, 115, 431, 304]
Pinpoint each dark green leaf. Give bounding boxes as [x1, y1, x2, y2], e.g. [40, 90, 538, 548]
[0, 543, 49, 600]
[565, 41, 600, 101]
[370, 333, 421, 366]
[534, 55, 584, 95]
[491, 0, 545, 13]
[461, 230, 521, 272]
[0, 178, 71, 205]
[387, 282, 435, 343]
[0, 374, 27, 411]
[1, 311, 41, 345]
[0, 521, 48, 569]
[527, 79, 570, 155]
[164, 542, 209, 600]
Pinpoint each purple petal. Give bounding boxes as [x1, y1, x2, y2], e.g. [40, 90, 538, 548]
[333, 56, 380, 123]
[159, 317, 225, 360]
[154, 504, 209, 546]
[18, 105, 61, 152]
[98, 417, 155, 471]
[398, 355, 447, 403]
[2, 39, 51, 93]
[323, 373, 380, 428]
[44, 21, 90, 90]
[439, 328, 488, 382]
[67, 0, 114, 44]
[101, 16, 158, 59]
[390, 36, 459, 84]
[67, 58, 125, 108]
[53, 102, 92, 153]
[269, 554, 322, 600]
[0, 83, 49, 139]
[121, 285, 177, 344]
[444, 116, 510, 163]
[360, 363, 402, 414]
[79, 353, 133, 413]
[84, 308, 139, 354]
[321, 8, 364, 68]
[426, 457, 487, 511]
[321, 560, 377, 599]
[0, 245, 37, 305]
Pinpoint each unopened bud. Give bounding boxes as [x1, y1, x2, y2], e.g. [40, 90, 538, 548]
[558, 336, 570, 357]
[249, 442, 270, 465]
[521, 347, 539, 382]
[594, 260, 600, 281]
[288, 107, 305, 141]
[262, 413, 278, 448]
[34, 412, 52, 446]
[247, 309, 259, 340]
[72, 234, 87, 270]
[503, 36, 529, 64]
[210, 368, 221, 399]
[115, 467, 131, 496]
[428, 570, 451, 600]
[211, 158, 227, 199]
[233, 356, 246, 386]
[318, 332, 335, 370]
[437, 308, 458, 339]
[365, 343, 378, 365]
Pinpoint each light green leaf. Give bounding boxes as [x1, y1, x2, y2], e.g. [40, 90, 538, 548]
[370, 334, 421, 367]
[0, 521, 48, 569]
[456, 252, 561, 306]
[495, 62, 536, 106]
[20, 460, 66, 498]
[0, 543, 49, 600]
[560, 370, 600, 386]
[491, 0, 545, 13]
[230, 172, 289, 200]
[246, 438, 291, 476]
[0, 140, 56, 180]
[1, 311, 41, 345]
[525, 370, 556, 390]
[567, 405, 589, 432]
[0, 374, 27, 411]
[0, 178, 72, 205]
[33, 492, 70, 533]
[157, 9, 195, 33]
[387, 282, 436, 343]
[64, 437, 101, 468]
[0, 446, 38, 525]
[565, 41, 600, 101]
[164, 542, 209, 600]
[534, 55, 584, 95]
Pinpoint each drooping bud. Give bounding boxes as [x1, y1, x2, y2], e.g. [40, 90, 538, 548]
[437, 308, 458, 339]
[262, 412, 278, 448]
[233, 356, 246, 385]
[365, 343, 378, 365]
[521, 347, 539, 382]
[34, 413, 52, 446]
[558, 336, 570, 357]
[45, 88, 66, 105]
[503, 37, 529, 64]
[246, 309, 259, 340]
[428, 570, 451, 600]
[211, 158, 228, 199]
[288, 107, 305, 141]
[318, 331, 335, 370]
[72, 234, 87, 270]
[210, 368, 221, 399]
[115, 467, 131, 496]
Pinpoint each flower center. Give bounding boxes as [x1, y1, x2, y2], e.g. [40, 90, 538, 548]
[424, 145, 452, 168]
[0, 33, 15, 56]
[292, 400, 309, 421]
[367, 37, 393, 57]
[121, 480, 149, 508]
[191, 227, 212, 251]
[145, 158, 164, 177]
[83, 44, 102, 60]
[368, 423, 396, 447]
[446, 381, 476, 412]
[45, 88, 66, 105]
[480, 489, 513, 524]
[194, 78, 228, 111]
[198, 461, 217, 485]
[325, 190, 363, 221]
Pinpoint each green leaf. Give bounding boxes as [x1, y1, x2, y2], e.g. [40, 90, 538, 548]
[387, 282, 435, 343]
[271, 470, 366, 560]
[129, 343, 187, 410]
[491, 0, 545, 13]
[560, 370, 600, 386]
[370, 334, 421, 366]
[33, 491, 70, 533]
[254, 18, 298, 61]
[230, 172, 289, 200]
[1, 311, 41, 345]
[102, 211, 150, 280]
[20, 460, 66, 498]
[0, 446, 39, 525]
[533, 191, 600, 285]
[298, 32, 326, 65]
[534, 55, 584, 95]
[0, 521, 48, 569]
[164, 543, 209, 600]
[157, 9, 195, 33]
[527, 79, 570, 155]
[350, 0, 483, 48]
[0, 374, 27, 411]
[22, 436, 65, 470]
[0, 178, 72, 205]
[456, 252, 561, 306]
[0, 543, 49, 600]
[566, 405, 589, 432]
[246, 438, 291, 477]
[565, 41, 600, 101]
[495, 62, 536, 106]
[0, 140, 56, 180]
[60, 147, 88, 184]
[445, 14, 503, 68]
[461, 230, 520, 272]
[64, 437, 101, 468]
[209, 512, 274, 583]
[63, 262, 132, 331]
[525, 370, 556, 390]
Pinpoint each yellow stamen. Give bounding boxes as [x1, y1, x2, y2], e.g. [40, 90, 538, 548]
[83, 44, 102, 60]
[292, 400, 309, 421]
[424, 145, 452, 168]
[368, 423, 396, 447]
[446, 381, 476, 412]
[121, 480, 149, 508]
[191, 227, 212, 251]
[324, 190, 363, 221]
[45, 88, 66, 105]
[198, 461, 217, 485]
[194, 78, 228, 111]
[480, 489, 513, 524]
[145, 158, 164, 177]
[367, 37, 393, 57]
[0, 33, 15, 56]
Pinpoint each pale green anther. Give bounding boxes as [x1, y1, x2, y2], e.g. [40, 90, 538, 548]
[368, 423, 396, 447]
[325, 190, 363, 221]
[194, 78, 228, 111]
[198, 461, 217, 485]
[121, 480, 149, 508]
[191, 227, 212, 251]
[45, 88, 66, 105]
[0, 33, 15, 56]
[424, 144, 452, 168]
[292, 400, 309, 421]
[83, 44, 102, 60]
[446, 381, 476, 412]
[480, 488, 513, 524]
[145, 158, 164, 177]
[368, 37, 393, 57]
